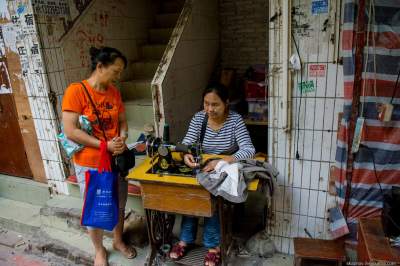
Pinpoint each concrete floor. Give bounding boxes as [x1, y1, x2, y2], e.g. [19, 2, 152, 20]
[0, 228, 293, 266]
[0, 174, 294, 266]
[0, 196, 294, 266]
[0, 229, 74, 266]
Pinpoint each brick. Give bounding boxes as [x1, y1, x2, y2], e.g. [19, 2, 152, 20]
[219, 0, 267, 75]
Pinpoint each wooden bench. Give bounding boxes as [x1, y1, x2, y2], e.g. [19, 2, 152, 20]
[293, 237, 346, 266]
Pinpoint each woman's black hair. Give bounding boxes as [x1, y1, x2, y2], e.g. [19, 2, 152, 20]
[202, 83, 229, 103]
[89, 46, 127, 72]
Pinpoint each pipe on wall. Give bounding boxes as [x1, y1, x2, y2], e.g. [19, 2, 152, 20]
[281, 0, 292, 131]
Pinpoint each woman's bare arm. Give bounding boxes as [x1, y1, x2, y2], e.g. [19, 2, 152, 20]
[63, 111, 101, 148]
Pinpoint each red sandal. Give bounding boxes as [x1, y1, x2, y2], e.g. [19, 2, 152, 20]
[169, 243, 188, 261]
[204, 248, 221, 266]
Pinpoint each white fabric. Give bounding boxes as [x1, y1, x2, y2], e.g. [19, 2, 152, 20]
[210, 161, 240, 197]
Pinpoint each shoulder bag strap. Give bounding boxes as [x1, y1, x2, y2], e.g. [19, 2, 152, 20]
[199, 113, 208, 144]
[80, 81, 108, 141]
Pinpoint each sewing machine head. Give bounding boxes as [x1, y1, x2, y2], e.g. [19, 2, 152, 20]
[145, 136, 203, 176]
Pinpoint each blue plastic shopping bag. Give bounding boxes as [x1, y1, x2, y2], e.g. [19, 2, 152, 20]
[81, 141, 119, 231]
[58, 115, 92, 158]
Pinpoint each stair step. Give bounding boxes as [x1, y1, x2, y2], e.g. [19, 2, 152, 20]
[39, 195, 84, 235]
[66, 182, 81, 198]
[126, 127, 148, 145]
[155, 13, 180, 28]
[125, 99, 154, 128]
[37, 226, 148, 266]
[0, 197, 41, 235]
[131, 61, 159, 79]
[162, 0, 185, 13]
[0, 173, 50, 206]
[141, 44, 166, 60]
[120, 79, 152, 101]
[35, 195, 148, 265]
[40, 192, 145, 235]
[149, 27, 174, 44]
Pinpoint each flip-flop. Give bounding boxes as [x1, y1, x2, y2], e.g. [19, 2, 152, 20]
[169, 243, 187, 261]
[204, 248, 220, 266]
[113, 243, 137, 259]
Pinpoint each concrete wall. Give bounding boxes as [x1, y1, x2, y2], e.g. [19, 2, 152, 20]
[153, 0, 219, 141]
[60, 0, 154, 85]
[219, 0, 267, 76]
[268, 0, 343, 253]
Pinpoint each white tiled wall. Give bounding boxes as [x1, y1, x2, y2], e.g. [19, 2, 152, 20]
[0, 0, 67, 191]
[268, 0, 343, 253]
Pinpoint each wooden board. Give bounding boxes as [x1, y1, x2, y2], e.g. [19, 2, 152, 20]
[141, 182, 213, 217]
[358, 218, 399, 263]
[293, 237, 345, 262]
[0, 94, 32, 178]
[5, 49, 46, 182]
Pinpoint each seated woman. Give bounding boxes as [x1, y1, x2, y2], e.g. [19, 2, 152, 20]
[169, 83, 255, 266]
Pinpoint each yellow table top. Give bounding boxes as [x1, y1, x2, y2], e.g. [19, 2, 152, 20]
[128, 156, 259, 191]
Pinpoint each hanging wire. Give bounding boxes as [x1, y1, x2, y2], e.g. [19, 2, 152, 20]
[390, 67, 400, 104]
[372, 1, 377, 100]
[360, 0, 374, 118]
[291, 31, 303, 160]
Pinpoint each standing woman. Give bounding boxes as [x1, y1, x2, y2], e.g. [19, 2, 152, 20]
[170, 84, 255, 266]
[62, 47, 136, 266]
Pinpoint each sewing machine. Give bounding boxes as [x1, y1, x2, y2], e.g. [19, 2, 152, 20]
[128, 136, 260, 266]
[145, 136, 205, 177]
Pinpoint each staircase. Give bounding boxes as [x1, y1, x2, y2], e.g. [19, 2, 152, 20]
[120, 0, 184, 143]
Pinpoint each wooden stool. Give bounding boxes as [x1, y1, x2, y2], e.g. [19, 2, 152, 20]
[358, 218, 399, 264]
[293, 237, 346, 266]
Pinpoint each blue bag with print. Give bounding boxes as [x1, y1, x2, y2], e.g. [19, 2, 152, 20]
[81, 141, 119, 231]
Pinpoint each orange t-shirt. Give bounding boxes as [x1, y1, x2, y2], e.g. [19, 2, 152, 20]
[62, 80, 125, 168]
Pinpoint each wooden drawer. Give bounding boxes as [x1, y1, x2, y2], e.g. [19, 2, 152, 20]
[141, 182, 214, 217]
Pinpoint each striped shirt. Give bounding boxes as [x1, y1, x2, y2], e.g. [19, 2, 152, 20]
[182, 110, 255, 160]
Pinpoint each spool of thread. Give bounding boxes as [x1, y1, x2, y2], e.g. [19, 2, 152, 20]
[160, 243, 171, 255]
[163, 123, 170, 142]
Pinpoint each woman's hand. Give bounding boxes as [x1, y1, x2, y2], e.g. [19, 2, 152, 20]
[183, 153, 199, 168]
[107, 137, 126, 155]
[202, 159, 220, 172]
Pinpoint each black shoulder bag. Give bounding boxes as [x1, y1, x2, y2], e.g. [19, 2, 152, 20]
[199, 113, 238, 155]
[199, 113, 208, 144]
[81, 82, 135, 177]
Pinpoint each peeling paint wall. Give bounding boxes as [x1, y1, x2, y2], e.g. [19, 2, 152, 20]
[0, 0, 62, 184]
[29, 0, 82, 193]
[268, 0, 343, 253]
[153, 0, 219, 141]
[60, 0, 154, 85]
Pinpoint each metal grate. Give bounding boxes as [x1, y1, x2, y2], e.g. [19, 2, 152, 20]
[167, 246, 208, 266]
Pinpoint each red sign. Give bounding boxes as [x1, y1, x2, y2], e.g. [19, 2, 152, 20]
[309, 64, 326, 77]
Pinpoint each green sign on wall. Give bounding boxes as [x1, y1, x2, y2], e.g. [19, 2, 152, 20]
[298, 80, 315, 94]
